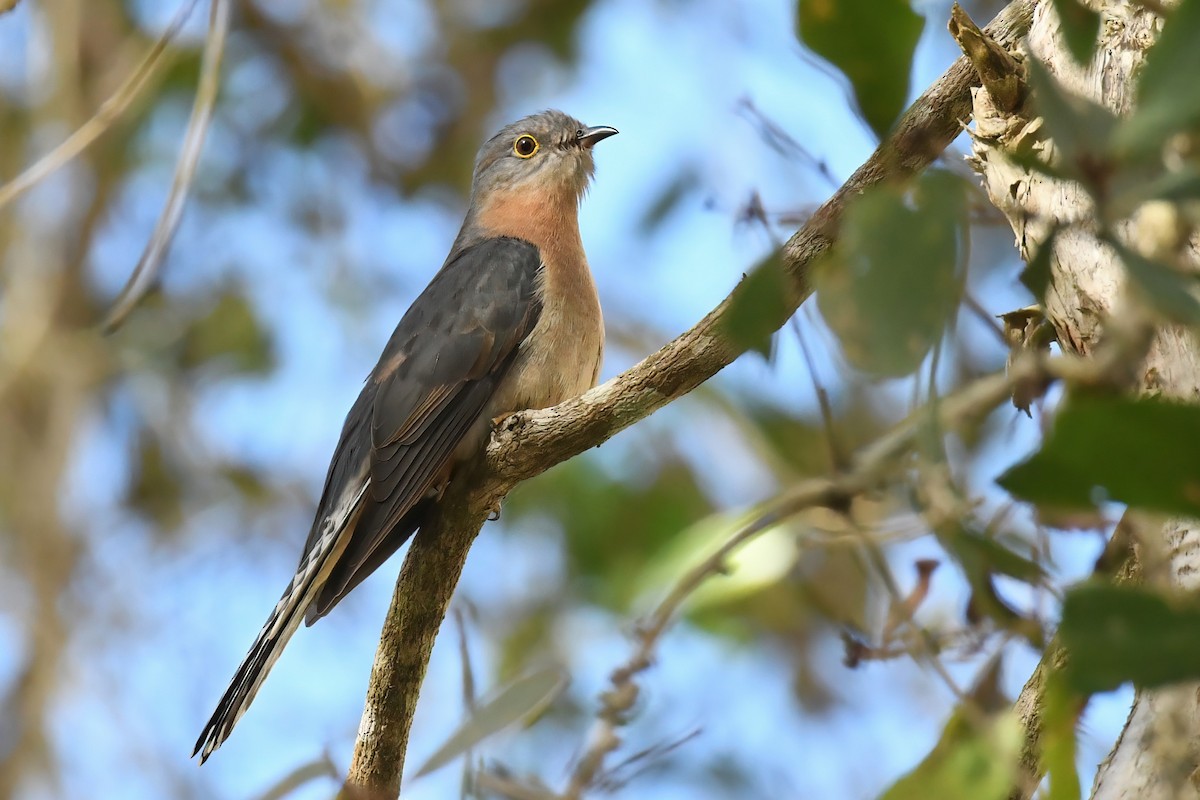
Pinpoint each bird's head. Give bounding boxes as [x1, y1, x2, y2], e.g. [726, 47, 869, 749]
[470, 110, 618, 206]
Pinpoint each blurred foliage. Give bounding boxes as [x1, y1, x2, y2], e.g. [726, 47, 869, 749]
[796, 0, 924, 139]
[815, 169, 969, 377]
[505, 457, 717, 610]
[1060, 584, 1200, 693]
[722, 250, 794, 359]
[1050, 0, 1101, 64]
[1000, 394, 1200, 518]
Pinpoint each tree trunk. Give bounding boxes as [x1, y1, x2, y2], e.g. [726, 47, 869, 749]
[968, 1, 1200, 796]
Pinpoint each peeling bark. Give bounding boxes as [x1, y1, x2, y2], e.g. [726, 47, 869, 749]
[966, 1, 1200, 796]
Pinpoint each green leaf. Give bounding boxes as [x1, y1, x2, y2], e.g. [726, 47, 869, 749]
[722, 251, 792, 359]
[1139, 165, 1200, 204]
[999, 394, 1200, 517]
[945, 528, 1046, 585]
[1043, 672, 1083, 800]
[1025, 57, 1120, 187]
[1020, 225, 1060, 301]
[412, 667, 567, 778]
[1114, 242, 1200, 324]
[503, 459, 716, 611]
[126, 432, 184, 530]
[816, 169, 967, 377]
[638, 166, 700, 234]
[1113, 0, 1200, 158]
[179, 290, 274, 375]
[631, 511, 798, 614]
[1052, 0, 1101, 64]
[796, 0, 925, 139]
[1110, 163, 1200, 217]
[880, 709, 1021, 800]
[1060, 584, 1200, 692]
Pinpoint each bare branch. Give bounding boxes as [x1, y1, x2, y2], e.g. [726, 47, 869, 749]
[948, 3, 1027, 114]
[101, 0, 230, 333]
[342, 1, 1038, 796]
[562, 337, 1143, 798]
[0, 0, 201, 210]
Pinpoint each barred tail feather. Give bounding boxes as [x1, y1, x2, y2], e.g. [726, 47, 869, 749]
[193, 483, 366, 762]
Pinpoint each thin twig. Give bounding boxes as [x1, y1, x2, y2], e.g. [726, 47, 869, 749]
[560, 340, 1131, 798]
[453, 607, 478, 800]
[101, 0, 230, 333]
[0, 0, 201, 210]
[963, 292, 1010, 346]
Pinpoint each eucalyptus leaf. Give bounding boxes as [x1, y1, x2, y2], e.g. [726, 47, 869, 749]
[413, 667, 568, 778]
[1051, 0, 1101, 64]
[999, 394, 1200, 517]
[797, 0, 924, 139]
[1026, 57, 1120, 189]
[1114, 242, 1200, 324]
[1112, 0, 1200, 158]
[815, 169, 967, 377]
[1061, 584, 1200, 693]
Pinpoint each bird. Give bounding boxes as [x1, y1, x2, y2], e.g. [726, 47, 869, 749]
[193, 110, 617, 762]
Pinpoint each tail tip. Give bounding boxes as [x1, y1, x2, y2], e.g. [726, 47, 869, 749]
[193, 730, 219, 764]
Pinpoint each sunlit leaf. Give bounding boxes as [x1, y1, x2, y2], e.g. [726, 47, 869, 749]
[503, 459, 715, 610]
[797, 0, 924, 138]
[999, 394, 1200, 517]
[413, 667, 568, 778]
[631, 511, 798, 613]
[1060, 584, 1200, 692]
[880, 709, 1021, 800]
[1043, 671, 1083, 800]
[816, 169, 967, 377]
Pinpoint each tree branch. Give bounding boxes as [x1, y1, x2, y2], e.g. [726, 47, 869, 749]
[342, 1, 1037, 796]
[563, 331, 1144, 800]
[1007, 516, 1139, 800]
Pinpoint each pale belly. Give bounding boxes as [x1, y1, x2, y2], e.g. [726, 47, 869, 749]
[492, 295, 604, 413]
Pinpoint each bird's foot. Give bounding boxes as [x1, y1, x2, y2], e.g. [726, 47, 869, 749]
[487, 499, 503, 521]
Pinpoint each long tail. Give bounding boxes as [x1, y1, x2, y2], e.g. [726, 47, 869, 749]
[193, 484, 365, 762]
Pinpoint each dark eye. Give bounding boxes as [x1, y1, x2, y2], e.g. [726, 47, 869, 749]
[513, 134, 539, 158]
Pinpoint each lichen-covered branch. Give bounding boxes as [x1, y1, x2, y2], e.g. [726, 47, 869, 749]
[342, 1, 1037, 796]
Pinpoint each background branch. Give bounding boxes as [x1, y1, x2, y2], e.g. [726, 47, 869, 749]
[343, 1, 1037, 796]
[563, 333, 1144, 800]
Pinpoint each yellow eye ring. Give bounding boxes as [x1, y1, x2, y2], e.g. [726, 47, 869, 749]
[513, 134, 539, 158]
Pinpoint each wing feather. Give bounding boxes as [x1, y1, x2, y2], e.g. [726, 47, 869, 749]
[312, 236, 542, 618]
[194, 237, 543, 760]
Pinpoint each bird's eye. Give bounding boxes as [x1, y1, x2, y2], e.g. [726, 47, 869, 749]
[513, 134, 539, 158]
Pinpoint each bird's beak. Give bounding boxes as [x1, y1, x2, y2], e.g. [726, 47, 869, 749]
[577, 125, 619, 148]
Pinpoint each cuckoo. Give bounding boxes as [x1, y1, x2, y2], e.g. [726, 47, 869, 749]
[194, 110, 617, 761]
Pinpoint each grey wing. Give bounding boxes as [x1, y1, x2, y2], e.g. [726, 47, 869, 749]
[193, 237, 542, 762]
[305, 235, 544, 619]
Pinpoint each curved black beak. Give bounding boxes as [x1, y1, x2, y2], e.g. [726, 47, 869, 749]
[577, 125, 619, 149]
